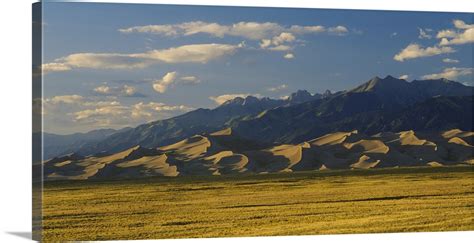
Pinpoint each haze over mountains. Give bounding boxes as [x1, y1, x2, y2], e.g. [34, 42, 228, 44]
[39, 75, 473, 180]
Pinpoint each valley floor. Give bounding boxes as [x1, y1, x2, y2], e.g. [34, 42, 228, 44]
[42, 166, 474, 241]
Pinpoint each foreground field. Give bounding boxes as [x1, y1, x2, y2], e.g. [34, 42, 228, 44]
[42, 166, 474, 241]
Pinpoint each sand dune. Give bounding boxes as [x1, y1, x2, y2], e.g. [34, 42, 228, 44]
[43, 128, 474, 180]
[448, 137, 472, 147]
[344, 139, 389, 154]
[309, 130, 358, 146]
[442, 129, 474, 139]
[351, 155, 381, 169]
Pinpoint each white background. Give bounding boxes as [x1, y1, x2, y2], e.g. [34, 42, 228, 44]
[0, 0, 473, 242]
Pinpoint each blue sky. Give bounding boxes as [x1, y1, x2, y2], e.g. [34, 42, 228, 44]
[39, 2, 473, 134]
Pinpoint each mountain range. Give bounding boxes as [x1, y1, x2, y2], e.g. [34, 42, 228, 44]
[39, 75, 474, 179]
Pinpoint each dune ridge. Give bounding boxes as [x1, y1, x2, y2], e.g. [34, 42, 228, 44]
[43, 128, 474, 180]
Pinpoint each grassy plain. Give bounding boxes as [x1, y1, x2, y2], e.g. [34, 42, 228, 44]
[42, 166, 474, 241]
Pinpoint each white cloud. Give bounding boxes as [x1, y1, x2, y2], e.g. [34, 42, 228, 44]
[328, 26, 349, 35]
[50, 95, 84, 104]
[153, 72, 178, 93]
[93, 84, 144, 97]
[119, 22, 346, 40]
[260, 32, 296, 51]
[393, 43, 455, 62]
[131, 102, 191, 118]
[41, 63, 72, 74]
[229, 22, 284, 40]
[390, 32, 398, 38]
[421, 67, 473, 80]
[267, 84, 288, 92]
[418, 28, 432, 39]
[93, 85, 110, 95]
[123, 85, 138, 96]
[139, 43, 242, 64]
[442, 58, 460, 63]
[119, 21, 282, 40]
[42, 43, 242, 74]
[72, 101, 192, 125]
[439, 28, 474, 46]
[284, 53, 295, 59]
[398, 74, 409, 80]
[43, 95, 192, 129]
[267, 45, 292, 51]
[180, 76, 201, 85]
[272, 32, 296, 45]
[437, 19, 474, 46]
[436, 29, 458, 39]
[152, 72, 202, 93]
[453, 19, 474, 29]
[289, 25, 325, 34]
[119, 24, 179, 36]
[209, 93, 261, 105]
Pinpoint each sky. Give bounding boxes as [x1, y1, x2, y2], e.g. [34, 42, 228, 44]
[37, 2, 474, 134]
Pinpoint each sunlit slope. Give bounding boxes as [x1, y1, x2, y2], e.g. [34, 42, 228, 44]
[43, 128, 474, 180]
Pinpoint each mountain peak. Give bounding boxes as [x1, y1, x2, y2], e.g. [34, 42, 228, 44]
[351, 75, 408, 93]
[288, 90, 313, 103]
[242, 95, 260, 105]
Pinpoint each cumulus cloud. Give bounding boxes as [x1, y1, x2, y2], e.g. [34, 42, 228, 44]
[398, 74, 409, 80]
[393, 43, 455, 62]
[284, 53, 295, 59]
[42, 43, 242, 74]
[443, 58, 460, 63]
[260, 32, 296, 51]
[153, 72, 178, 93]
[72, 101, 192, 126]
[439, 28, 474, 46]
[436, 29, 458, 39]
[93, 84, 145, 97]
[328, 26, 349, 35]
[209, 93, 261, 105]
[453, 19, 474, 29]
[152, 72, 201, 93]
[267, 84, 288, 92]
[437, 19, 474, 46]
[42, 95, 192, 129]
[421, 67, 473, 80]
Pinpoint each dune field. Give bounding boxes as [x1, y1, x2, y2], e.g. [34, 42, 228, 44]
[42, 128, 474, 180]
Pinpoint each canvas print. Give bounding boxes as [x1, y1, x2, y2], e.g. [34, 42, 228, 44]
[32, 2, 474, 241]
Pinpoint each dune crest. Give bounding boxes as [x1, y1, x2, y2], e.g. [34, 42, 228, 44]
[43, 128, 474, 180]
[210, 127, 233, 136]
[310, 130, 358, 146]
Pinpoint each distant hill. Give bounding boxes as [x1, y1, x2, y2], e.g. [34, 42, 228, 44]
[35, 128, 130, 161]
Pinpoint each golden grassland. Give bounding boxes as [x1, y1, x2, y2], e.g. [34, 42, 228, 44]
[42, 166, 474, 241]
